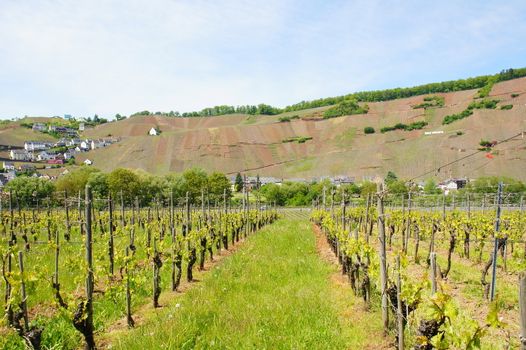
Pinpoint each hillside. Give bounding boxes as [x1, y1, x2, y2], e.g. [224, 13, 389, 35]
[77, 77, 526, 181]
[2, 78, 525, 181]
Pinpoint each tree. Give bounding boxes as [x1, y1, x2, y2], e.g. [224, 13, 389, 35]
[5, 177, 55, 207]
[181, 168, 208, 203]
[387, 180, 408, 194]
[385, 171, 398, 185]
[235, 173, 243, 192]
[55, 167, 100, 195]
[360, 181, 377, 197]
[208, 172, 231, 202]
[364, 126, 375, 134]
[256, 174, 261, 190]
[424, 179, 441, 195]
[115, 114, 126, 121]
[107, 168, 141, 204]
[259, 183, 284, 206]
[87, 172, 109, 199]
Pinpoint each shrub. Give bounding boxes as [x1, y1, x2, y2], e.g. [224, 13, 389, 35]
[323, 99, 369, 119]
[380, 121, 428, 133]
[413, 95, 445, 109]
[500, 104, 513, 110]
[364, 126, 375, 134]
[456, 131, 464, 136]
[442, 99, 498, 125]
[511, 93, 519, 98]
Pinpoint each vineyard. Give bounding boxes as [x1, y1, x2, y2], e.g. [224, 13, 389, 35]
[0, 183, 525, 349]
[312, 185, 526, 349]
[0, 187, 277, 349]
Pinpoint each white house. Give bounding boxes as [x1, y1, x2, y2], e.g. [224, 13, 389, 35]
[79, 123, 85, 131]
[84, 159, 93, 166]
[10, 150, 31, 161]
[149, 127, 159, 136]
[24, 141, 50, 151]
[80, 140, 91, 150]
[90, 139, 107, 150]
[37, 151, 59, 162]
[2, 162, 15, 171]
[66, 138, 80, 147]
[438, 178, 468, 195]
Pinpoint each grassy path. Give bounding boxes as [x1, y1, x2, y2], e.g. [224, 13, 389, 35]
[109, 218, 386, 349]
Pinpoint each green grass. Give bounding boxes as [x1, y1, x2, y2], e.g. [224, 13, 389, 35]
[110, 218, 381, 349]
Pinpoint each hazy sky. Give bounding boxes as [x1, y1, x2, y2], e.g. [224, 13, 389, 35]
[1, 0, 525, 119]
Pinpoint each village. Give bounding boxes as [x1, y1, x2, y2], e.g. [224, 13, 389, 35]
[0, 120, 120, 186]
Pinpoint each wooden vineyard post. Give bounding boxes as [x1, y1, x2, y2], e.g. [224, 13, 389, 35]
[404, 192, 412, 255]
[125, 247, 134, 327]
[396, 255, 404, 350]
[152, 237, 161, 308]
[65, 190, 71, 241]
[365, 193, 372, 243]
[53, 207, 67, 308]
[323, 186, 326, 211]
[490, 182, 503, 301]
[18, 251, 29, 332]
[430, 252, 437, 294]
[442, 193, 446, 221]
[519, 272, 526, 350]
[222, 188, 227, 251]
[78, 185, 95, 349]
[108, 193, 115, 275]
[120, 190, 125, 227]
[377, 183, 389, 335]
[185, 191, 196, 282]
[5, 190, 14, 326]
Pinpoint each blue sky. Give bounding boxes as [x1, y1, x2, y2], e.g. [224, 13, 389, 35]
[0, 0, 525, 119]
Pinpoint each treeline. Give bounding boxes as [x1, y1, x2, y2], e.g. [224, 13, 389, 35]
[255, 173, 526, 206]
[3, 167, 232, 207]
[128, 68, 526, 119]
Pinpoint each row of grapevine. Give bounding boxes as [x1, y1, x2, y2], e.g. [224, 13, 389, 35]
[311, 185, 525, 349]
[0, 186, 278, 349]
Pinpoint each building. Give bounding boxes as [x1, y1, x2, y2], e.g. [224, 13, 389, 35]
[79, 123, 85, 131]
[54, 139, 68, 147]
[24, 141, 50, 151]
[80, 140, 91, 150]
[37, 151, 53, 161]
[84, 159, 93, 166]
[438, 178, 468, 195]
[10, 150, 31, 161]
[63, 149, 78, 160]
[91, 139, 108, 150]
[3, 162, 15, 171]
[32, 123, 46, 132]
[0, 174, 8, 188]
[66, 138, 81, 147]
[149, 127, 159, 136]
[48, 159, 64, 165]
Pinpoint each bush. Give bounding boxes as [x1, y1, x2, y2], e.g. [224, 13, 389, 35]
[323, 99, 369, 119]
[364, 126, 375, 134]
[511, 93, 519, 98]
[413, 95, 445, 109]
[380, 121, 428, 133]
[500, 104, 513, 110]
[456, 131, 464, 136]
[442, 99, 499, 125]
